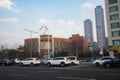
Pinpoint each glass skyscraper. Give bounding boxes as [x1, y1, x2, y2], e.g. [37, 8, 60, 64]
[95, 5, 106, 49]
[84, 19, 93, 43]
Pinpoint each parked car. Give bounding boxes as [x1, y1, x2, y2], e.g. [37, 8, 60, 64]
[93, 56, 114, 67]
[19, 58, 41, 66]
[67, 56, 80, 65]
[0, 59, 12, 66]
[102, 57, 120, 68]
[14, 58, 21, 64]
[47, 57, 71, 67]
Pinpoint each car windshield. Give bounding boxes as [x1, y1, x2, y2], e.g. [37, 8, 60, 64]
[101, 57, 113, 60]
[24, 58, 33, 61]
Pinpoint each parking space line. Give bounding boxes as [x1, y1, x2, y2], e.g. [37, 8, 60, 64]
[56, 77, 96, 80]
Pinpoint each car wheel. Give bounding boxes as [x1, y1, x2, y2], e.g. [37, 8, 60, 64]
[95, 63, 100, 67]
[30, 63, 34, 66]
[2, 64, 5, 66]
[60, 62, 65, 67]
[47, 62, 51, 67]
[105, 63, 111, 68]
[71, 62, 75, 65]
[19, 63, 23, 66]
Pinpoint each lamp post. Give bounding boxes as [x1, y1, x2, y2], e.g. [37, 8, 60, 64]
[38, 26, 50, 59]
[24, 29, 38, 58]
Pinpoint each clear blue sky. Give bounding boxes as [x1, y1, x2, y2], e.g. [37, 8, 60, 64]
[0, 0, 105, 49]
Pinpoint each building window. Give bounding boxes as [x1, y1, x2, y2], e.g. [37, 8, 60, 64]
[27, 43, 31, 48]
[112, 31, 120, 37]
[113, 40, 120, 46]
[110, 6, 118, 13]
[109, 0, 117, 4]
[55, 42, 58, 47]
[62, 42, 65, 48]
[110, 14, 119, 20]
[111, 22, 120, 28]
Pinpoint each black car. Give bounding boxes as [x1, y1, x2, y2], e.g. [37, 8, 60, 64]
[0, 59, 12, 66]
[102, 57, 120, 68]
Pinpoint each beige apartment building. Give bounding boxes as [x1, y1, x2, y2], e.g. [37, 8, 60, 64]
[105, 0, 120, 56]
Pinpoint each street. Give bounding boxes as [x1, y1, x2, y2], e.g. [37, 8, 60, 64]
[0, 62, 120, 80]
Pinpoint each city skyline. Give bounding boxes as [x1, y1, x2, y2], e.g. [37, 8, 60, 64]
[0, 0, 105, 49]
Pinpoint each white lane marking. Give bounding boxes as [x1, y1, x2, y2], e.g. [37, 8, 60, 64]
[56, 77, 96, 80]
[0, 70, 14, 72]
[8, 74, 28, 77]
[39, 70, 60, 73]
[109, 73, 120, 76]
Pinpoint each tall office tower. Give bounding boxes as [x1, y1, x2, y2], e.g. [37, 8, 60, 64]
[95, 5, 106, 49]
[84, 19, 93, 43]
[105, 0, 120, 47]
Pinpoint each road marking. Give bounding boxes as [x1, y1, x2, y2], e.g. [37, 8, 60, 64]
[8, 74, 28, 77]
[0, 70, 14, 72]
[56, 77, 96, 80]
[50, 67, 75, 70]
[39, 70, 60, 73]
[109, 73, 120, 76]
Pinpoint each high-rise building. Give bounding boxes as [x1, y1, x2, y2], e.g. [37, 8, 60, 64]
[84, 19, 93, 43]
[105, 0, 120, 46]
[95, 5, 106, 49]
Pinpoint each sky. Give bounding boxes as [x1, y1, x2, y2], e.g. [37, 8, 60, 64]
[0, 0, 105, 49]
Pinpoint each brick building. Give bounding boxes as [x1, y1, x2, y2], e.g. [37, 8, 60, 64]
[24, 38, 38, 54]
[24, 34, 88, 58]
[53, 38, 72, 56]
[69, 34, 88, 55]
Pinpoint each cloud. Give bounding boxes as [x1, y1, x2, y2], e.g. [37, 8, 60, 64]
[81, 2, 94, 8]
[67, 21, 75, 26]
[0, 0, 21, 13]
[0, 18, 19, 23]
[37, 19, 80, 38]
[38, 19, 76, 28]
[38, 19, 49, 24]
[0, 30, 24, 49]
[58, 19, 65, 24]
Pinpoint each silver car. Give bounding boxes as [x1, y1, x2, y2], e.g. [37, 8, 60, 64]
[93, 56, 114, 67]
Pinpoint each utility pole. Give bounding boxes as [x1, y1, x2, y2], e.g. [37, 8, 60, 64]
[24, 29, 38, 58]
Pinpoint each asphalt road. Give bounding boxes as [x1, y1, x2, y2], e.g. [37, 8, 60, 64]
[0, 62, 120, 80]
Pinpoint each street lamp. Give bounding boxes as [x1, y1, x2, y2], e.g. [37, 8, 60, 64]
[24, 29, 38, 58]
[38, 26, 50, 59]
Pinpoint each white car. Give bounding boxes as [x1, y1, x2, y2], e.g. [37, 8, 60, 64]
[93, 56, 114, 66]
[47, 57, 71, 67]
[20, 58, 41, 66]
[14, 58, 21, 64]
[67, 56, 80, 65]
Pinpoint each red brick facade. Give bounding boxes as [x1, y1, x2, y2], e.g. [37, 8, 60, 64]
[24, 34, 88, 57]
[69, 34, 88, 55]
